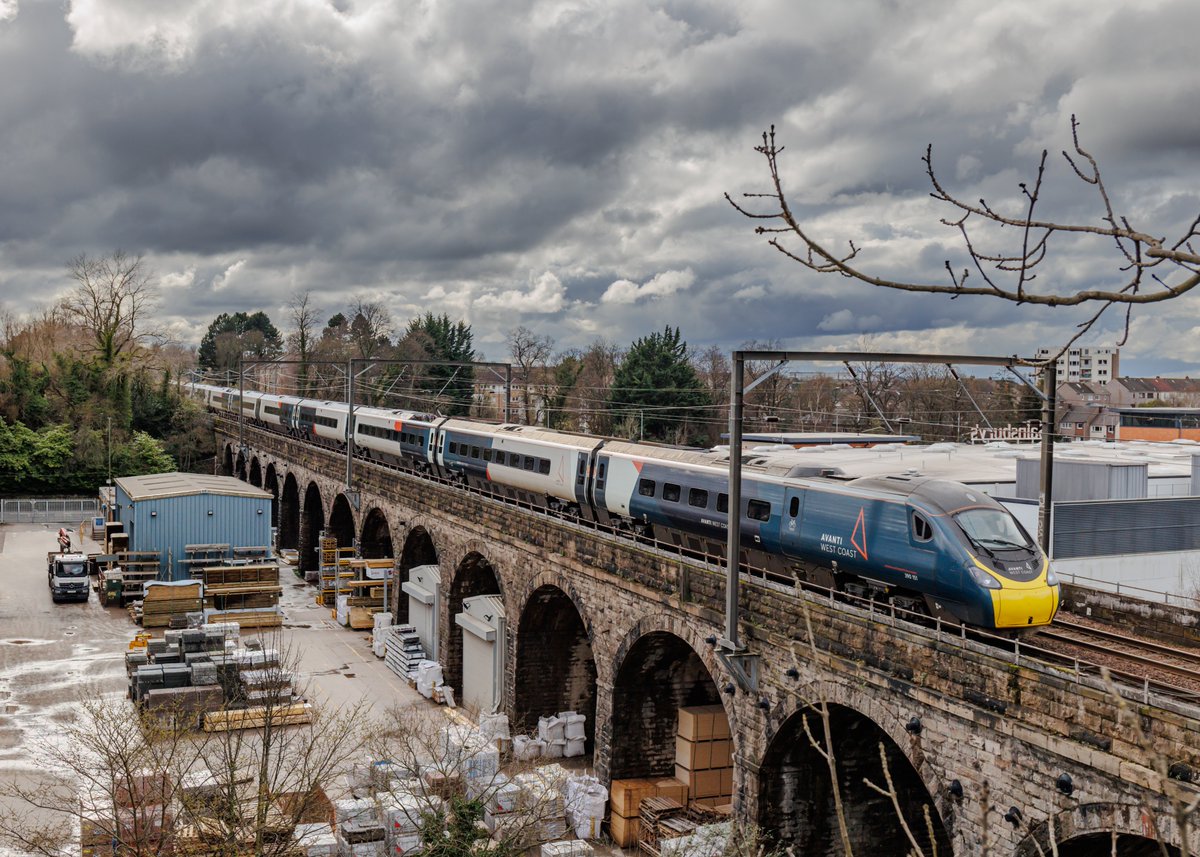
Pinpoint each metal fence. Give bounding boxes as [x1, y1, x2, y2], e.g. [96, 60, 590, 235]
[0, 498, 100, 524]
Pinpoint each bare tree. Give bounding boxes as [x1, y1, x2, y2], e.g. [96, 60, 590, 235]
[728, 118, 1200, 360]
[506, 326, 554, 424]
[286, 290, 319, 395]
[349, 298, 393, 361]
[61, 251, 159, 369]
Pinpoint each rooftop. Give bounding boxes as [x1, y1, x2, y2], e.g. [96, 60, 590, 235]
[115, 473, 271, 502]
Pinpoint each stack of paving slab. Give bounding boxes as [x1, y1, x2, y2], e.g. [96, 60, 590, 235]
[126, 626, 242, 722]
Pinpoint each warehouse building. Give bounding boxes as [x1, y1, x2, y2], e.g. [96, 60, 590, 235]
[111, 473, 273, 580]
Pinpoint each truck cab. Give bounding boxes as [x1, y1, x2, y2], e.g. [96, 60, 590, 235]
[48, 552, 89, 603]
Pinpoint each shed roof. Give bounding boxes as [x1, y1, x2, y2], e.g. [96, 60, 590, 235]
[115, 473, 271, 502]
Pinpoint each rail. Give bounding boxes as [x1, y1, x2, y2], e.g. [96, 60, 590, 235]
[219, 416, 1200, 715]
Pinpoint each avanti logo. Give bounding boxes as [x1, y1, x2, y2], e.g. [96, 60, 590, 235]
[850, 507, 869, 560]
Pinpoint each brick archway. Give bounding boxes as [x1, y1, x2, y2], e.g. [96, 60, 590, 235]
[603, 615, 736, 790]
[1018, 802, 1185, 857]
[444, 549, 504, 700]
[512, 580, 599, 756]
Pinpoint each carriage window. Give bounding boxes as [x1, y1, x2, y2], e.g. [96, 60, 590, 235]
[539, 459, 551, 475]
[717, 493, 728, 513]
[448, 442, 458, 455]
[577, 457, 586, 485]
[789, 496, 800, 518]
[524, 456, 535, 471]
[483, 449, 492, 462]
[638, 479, 656, 497]
[747, 499, 771, 521]
[689, 488, 708, 508]
[663, 483, 681, 502]
[471, 446, 481, 459]
[597, 462, 606, 487]
[912, 512, 933, 542]
[510, 452, 521, 467]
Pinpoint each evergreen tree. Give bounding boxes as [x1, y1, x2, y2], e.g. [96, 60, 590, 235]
[406, 313, 475, 416]
[609, 326, 711, 443]
[197, 311, 284, 373]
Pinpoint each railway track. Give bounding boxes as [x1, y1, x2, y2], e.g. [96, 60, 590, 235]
[1032, 617, 1200, 700]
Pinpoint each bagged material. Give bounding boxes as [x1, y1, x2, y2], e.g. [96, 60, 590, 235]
[541, 841, 594, 857]
[537, 715, 565, 742]
[542, 740, 565, 759]
[513, 736, 543, 761]
[560, 712, 586, 741]
[565, 773, 606, 839]
[294, 822, 338, 857]
[415, 661, 443, 699]
[336, 595, 351, 627]
[660, 822, 733, 857]
[479, 713, 510, 742]
[563, 738, 586, 758]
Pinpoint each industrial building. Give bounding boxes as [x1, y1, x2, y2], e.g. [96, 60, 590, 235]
[110, 473, 273, 581]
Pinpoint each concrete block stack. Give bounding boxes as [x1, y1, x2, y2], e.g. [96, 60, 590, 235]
[540, 839, 594, 857]
[334, 797, 386, 857]
[673, 704, 733, 808]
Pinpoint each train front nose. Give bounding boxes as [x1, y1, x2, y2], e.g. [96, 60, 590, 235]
[993, 583, 1059, 627]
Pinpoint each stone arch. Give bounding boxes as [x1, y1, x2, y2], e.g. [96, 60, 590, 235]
[279, 472, 300, 551]
[248, 457, 263, 488]
[264, 464, 280, 533]
[360, 508, 394, 559]
[328, 494, 357, 551]
[395, 524, 439, 625]
[235, 450, 247, 481]
[222, 444, 235, 477]
[300, 481, 325, 575]
[1017, 803, 1184, 857]
[607, 619, 732, 787]
[513, 580, 598, 756]
[445, 550, 504, 700]
[757, 702, 951, 857]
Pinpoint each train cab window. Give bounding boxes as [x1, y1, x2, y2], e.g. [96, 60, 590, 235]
[538, 459, 551, 475]
[471, 446, 481, 459]
[524, 456, 535, 471]
[747, 499, 771, 521]
[912, 512, 933, 543]
[689, 488, 708, 508]
[789, 496, 800, 518]
[638, 479, 656, 497]
[717, 493, 728, 513]
[663, 483, 681, 503]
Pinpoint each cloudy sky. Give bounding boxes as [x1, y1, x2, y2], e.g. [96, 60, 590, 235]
[2, 0, 1200, 373]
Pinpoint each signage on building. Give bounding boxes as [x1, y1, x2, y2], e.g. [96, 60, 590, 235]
[969, 424, 1042, 443]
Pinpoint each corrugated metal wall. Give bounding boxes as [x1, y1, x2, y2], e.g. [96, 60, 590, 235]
[1052, 497, 1200, 559]
[114, 487, 273, 579]
[1016, 458, 1147, 501]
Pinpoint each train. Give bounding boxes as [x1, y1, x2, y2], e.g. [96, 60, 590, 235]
[191, 382, 1060, 631]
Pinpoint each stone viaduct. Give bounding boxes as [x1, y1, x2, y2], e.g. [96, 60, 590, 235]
[220, 421, 1200, 856]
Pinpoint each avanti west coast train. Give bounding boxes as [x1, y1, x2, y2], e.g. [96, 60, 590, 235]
[192, 383, 1059, 631]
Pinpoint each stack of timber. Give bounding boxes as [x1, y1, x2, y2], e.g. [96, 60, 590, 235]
[102, 551, 161, 607]
[202, 701, 312, 732]
[200, 562, 283, 629]
[638, 796, 689, 856]
[136, 580, 204, 628]
[179, 544, 230, 578]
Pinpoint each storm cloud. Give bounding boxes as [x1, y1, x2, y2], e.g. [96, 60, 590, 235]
[1, 0, 1199, 372]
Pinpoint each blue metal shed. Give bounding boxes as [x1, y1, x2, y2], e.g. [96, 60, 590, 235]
[112, 473, 273, 580]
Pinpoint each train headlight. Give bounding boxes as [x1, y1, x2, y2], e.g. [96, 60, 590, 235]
[1046, 569, 1059, 586]
[968, 565, 1001, 590]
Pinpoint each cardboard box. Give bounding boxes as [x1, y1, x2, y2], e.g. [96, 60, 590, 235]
[677, 706, 713, 741]
[675, 766, 722, 799]
[708, 705, 731, 739]
[654, 778, 688, 804]
[720, 768, 733, 794]
[609, 778, 658, 818]
[674, 736, 712, 770]
[609, 812, 641, 848]
[710, 739, 732, 768]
